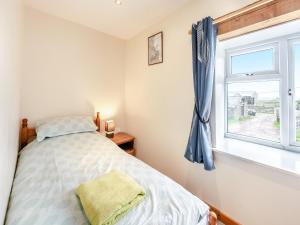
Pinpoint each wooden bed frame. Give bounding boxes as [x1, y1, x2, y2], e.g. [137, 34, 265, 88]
[19, 112, 218, 225]
[208, 211, 217, 225]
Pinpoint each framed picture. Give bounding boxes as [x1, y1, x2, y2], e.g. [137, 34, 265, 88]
[148, 32, 163, 65]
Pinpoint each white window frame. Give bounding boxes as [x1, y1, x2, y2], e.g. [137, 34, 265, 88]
[226, 42, 280, 80]
[224, 33, 300, 153]
[288, 37, 300, 148]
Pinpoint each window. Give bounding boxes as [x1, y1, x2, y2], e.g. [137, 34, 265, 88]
[224, 35, 300, 152]
[227, 44, 279, 78]
[294, 43, 300, 142]
[289, 40, 300, 146]
[227, 81, 280, 142]
[231, 48, 275, 75]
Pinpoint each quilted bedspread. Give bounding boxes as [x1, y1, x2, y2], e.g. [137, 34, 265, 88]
[5, 132, 209, 225]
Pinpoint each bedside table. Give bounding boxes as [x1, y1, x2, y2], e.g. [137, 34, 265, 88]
[110, 132, 136, 156]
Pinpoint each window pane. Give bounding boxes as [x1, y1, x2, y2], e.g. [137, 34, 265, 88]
[293, 44, 300, 142]
[231, 49, 274, 74]
[227, 81, 280, 142]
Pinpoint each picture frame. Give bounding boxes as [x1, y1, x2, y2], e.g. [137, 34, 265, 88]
[148, 31, 163, 65]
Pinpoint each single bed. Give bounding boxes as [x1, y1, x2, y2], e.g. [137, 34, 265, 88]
[5, 113, 217, 225]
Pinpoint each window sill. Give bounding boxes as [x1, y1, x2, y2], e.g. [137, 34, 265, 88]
[214, 138, 300, 177]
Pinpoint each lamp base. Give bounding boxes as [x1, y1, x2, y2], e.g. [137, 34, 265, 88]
[106, 132, 114, 138]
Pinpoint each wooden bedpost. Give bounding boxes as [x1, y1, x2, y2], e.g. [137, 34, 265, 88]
[95, 112, 100, 132]
[20, 118, 28, 149]
[209, 211, 217, 225]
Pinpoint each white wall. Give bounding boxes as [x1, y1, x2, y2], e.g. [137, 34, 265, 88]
[124, 0, 300, 225]
[22, 7, 126, 130]
[0, 0, 23, 223]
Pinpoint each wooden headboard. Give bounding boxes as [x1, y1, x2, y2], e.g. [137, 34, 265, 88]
[20, 112, 101, 150]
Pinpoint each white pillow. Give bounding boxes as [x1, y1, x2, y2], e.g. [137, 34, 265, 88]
[36, 116, 97, 142]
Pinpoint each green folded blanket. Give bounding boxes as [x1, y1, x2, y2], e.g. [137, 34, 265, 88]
[76, 170, 145, 225]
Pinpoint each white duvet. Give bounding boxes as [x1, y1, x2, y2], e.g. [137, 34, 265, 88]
[5, 132, 209, 225]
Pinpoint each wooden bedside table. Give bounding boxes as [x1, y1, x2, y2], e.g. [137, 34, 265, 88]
[110, 132, 136, 156]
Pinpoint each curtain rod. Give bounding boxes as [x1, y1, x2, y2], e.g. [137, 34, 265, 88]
[188, 0, 274, 35]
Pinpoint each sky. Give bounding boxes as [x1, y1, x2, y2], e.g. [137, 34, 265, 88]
[231, 48, 273, 74]
[228, 81, 279, 100]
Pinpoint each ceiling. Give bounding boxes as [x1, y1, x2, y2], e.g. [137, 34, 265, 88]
[24, 0, 192, 39]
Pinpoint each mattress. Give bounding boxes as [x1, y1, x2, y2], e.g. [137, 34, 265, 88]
[5, 132, 209, 225]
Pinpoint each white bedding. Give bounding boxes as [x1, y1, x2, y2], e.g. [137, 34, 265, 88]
[5, 132, 209, 225]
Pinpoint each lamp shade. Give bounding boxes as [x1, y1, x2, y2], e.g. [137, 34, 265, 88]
[105, 120, 115, 132]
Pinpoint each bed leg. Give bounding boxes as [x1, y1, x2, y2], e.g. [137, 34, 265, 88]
[95, 112, 101, 132]
[208, 210, 217, 225]
[20, 118, 28, 149]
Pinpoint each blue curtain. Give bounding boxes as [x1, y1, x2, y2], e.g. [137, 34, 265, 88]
[184, 17, 217, 171]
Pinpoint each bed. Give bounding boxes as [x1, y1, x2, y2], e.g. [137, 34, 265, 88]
[5, 113, 217, 225]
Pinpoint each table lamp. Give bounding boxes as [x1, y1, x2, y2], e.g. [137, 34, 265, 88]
[105, 120, 115, 138]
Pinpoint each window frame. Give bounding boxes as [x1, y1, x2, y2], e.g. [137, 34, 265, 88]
[226, 42, 280, 80]
[224, 79, 283, 150]
[224, 34, 300, 153]
[288, 38, 300, 148]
